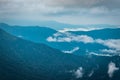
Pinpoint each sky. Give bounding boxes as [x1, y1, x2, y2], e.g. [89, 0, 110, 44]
[0, 0, 120, 25]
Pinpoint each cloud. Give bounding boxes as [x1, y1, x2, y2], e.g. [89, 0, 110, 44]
[46, 0, 120, 9]
[46, 0, 101, 8]
[0, 0, 65, 18]
[96, 39, 120, 50]
[0, 0, 120, 25]
[58, 27, 103, 32]
[68, 67, 84, 78]
[44, 0, 120, 18]
[62, 47, 79, 54]
[108, 62, 119, 78]
[47, 32, 120, 50]
[1, 0, 119, 13]
[89, 52, 113, 57]
[74, 67, 84, 78]
[100, 49, 120, 55]
[47, 32, 120, 56]
[89, 7, 109, 14]
[47, 32, 94, 43]
[46, 36, 57, 42]
[89, 39, 120, 56]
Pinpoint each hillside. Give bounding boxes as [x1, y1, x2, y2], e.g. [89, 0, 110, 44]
[0, 29, 120, 80]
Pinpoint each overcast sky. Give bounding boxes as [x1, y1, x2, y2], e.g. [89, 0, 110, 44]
[0, 0, 120, 25]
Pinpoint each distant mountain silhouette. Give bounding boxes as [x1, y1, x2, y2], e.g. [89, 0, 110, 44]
[0, 23, 57, 43]
[0, 23, 120, 56]
[0, 23, 75, 51]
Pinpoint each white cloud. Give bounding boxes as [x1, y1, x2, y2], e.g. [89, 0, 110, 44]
[100, 49, 120, 55]
[58, 27, 103, 32]
[47, 32, 94, 43]
[47, 32, 72, 42]
[96, 39, 120, 50]
[73, 35, 94, 43]
[53, 32, 63, 37]
[62, 47, 79, 54]
[47, 32, 120, 56]
[46, 36, 57, 42]
[108, 62, 119, 78]
[74, 67, 84, 78]
[47, 32, 120, 50]
[89, 52, 113, 57]
[68, 67, 84, 78]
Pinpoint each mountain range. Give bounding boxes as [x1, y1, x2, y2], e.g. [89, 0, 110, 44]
[0, 23, 120, 56]
[0, 23, 120, 80]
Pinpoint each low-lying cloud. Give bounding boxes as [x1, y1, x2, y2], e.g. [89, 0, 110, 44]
[96, 39, 120, 50]
[47, 32, 120, 56]
[62, 47, 79, 54]
[68, 67, 84, 79]
[59, 27, 103, 32]
[47, 32, 94, 43]
[100, 49, 120, 56]
[74, 67, 84, 78]
[89, 52, 113, 57]
[108, 62, 119, 78]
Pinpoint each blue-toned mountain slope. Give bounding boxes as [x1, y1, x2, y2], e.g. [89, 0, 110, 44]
[0, 29, 120, 80]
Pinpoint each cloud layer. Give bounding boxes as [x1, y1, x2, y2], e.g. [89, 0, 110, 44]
[46, 0, 120, 9]
[0, 0, 120, 25]
[47, 32, 94, 43]
[58, 27, 103, 32]
[47, 32, 120, 56]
